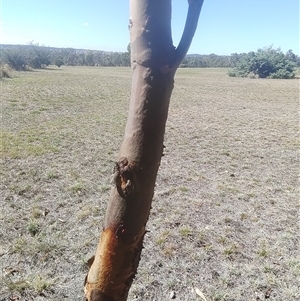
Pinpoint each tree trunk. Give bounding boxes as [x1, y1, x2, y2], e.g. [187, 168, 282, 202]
[84, 1, 204, 300]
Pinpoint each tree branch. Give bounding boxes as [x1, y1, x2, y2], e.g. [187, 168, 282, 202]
[174, 0, 204, 67]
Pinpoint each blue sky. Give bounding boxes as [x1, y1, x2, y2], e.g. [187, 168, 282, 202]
[1, 0, 299, 55]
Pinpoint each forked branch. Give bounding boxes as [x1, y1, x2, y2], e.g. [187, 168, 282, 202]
[174, 0, 204, 67]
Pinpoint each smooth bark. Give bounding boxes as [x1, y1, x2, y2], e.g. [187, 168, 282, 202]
[84, 1, 204, 300]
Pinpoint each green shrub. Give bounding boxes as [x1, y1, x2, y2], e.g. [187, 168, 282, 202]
[228, 46, 297, 79]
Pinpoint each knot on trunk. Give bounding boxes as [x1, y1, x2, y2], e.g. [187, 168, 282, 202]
[114, 158, 138, 198]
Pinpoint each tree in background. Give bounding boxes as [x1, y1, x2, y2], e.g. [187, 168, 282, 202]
[66, 53, 76, 66]
[27, 43, 51, 68]
[55, 58, 64, 67]
[84, 0, 204, 300]
[228, 46, 297, 79]
[1, 44, 298, 70]
[285, 49, 297, 63]
[85, 51, 95, 66]
[2, 48, 27, 71]
[1, 44, 50, 70]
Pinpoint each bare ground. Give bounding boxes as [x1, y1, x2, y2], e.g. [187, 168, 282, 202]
[1, 67, 299, 301]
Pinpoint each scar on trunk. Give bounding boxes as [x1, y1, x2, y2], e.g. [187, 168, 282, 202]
[114, 158, 137, 198]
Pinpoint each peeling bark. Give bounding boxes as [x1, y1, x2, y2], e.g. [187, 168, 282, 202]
[85, 1, 204, 300]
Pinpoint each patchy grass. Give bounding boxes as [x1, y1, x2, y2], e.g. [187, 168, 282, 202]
[1, 67, 299, 300]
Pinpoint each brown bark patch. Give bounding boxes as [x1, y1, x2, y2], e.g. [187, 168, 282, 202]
[85, 227, 145, 301]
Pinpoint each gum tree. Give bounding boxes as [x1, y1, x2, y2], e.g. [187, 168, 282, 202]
[84, 1, 205, 300]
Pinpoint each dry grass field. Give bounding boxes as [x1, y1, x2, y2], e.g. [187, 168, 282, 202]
[1, 67, 299, 301]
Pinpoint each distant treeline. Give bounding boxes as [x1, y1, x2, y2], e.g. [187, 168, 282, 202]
[1, 43, 299, 71]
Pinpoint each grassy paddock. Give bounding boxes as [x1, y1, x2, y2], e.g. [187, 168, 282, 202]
[1, 66, 299, 300]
